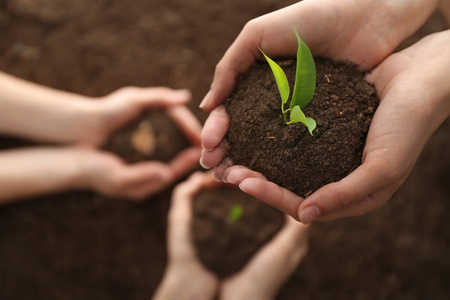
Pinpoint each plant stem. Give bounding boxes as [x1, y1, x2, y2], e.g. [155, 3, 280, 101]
[281, 104, 291, 124]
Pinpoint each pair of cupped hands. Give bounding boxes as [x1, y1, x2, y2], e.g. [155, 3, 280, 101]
[199, 0, 450, 224]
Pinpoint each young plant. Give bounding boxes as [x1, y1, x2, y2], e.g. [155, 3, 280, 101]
[259, 27, 317, 135]
[228, 204, 244, 223]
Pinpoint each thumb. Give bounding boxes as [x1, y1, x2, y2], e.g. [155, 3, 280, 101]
[297, 161, 401, 223]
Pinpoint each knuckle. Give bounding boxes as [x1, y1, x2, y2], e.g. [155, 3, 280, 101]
[213, 63, 226, 79]
[333, 188, 355, 210]
[243, 19, 259, 33]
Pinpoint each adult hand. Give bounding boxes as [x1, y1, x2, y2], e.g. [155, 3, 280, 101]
[212, 30, 450, 224]
[199, 0, 446, 223]
[200, 0, 440, 164]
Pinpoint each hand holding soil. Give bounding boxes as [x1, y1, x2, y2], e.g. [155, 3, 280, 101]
[199, 0, 449, 223]
[153, 172, 309, 300]
[0, 79, 203, 203]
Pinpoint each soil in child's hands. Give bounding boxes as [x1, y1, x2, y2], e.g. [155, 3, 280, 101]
[192, 186, 285, 278]
[103, 111, 190, 163]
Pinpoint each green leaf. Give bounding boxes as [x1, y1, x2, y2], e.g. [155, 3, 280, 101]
[289, 105, 316, 135]
[291, 27, 316, 109]
[228, 204, 244, 223]
[259, 48, 290, 105]
[305, 117, 317, 136]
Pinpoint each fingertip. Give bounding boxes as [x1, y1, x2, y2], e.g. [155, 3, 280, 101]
[201, 105, 229, 151]
[238, 177, 253, 193]
[199, 90, 212, 110]
[298, 205, 321, 225]
[212, 171, 222, 182]
[199, 156, 212, 170]
[174, 89, 192, 102]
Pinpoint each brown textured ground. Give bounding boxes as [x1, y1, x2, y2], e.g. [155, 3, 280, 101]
[226, 58, 378, 197]
[0, 1, 449, 300]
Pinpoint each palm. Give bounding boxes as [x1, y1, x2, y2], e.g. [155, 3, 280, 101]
[200, 0, 445, 222]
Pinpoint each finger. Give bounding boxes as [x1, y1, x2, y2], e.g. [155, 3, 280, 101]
[224, 166, 266, 185]
[308, 186, 397, 222]
[118, 161, 173, 187]
[297, 161, 402, 224]
[199, 1, 332, 111]
[168, 146, 201, 181]
[168, 172, 206, 257]
[239, 178, 303, 220]
[167, 106, 202, 146]
[212, 157, 233, 182]
[228, 215, 309, 299]
[120, 87, 191, 107]
[199, 23, 264, 110]
[200, 140, 228, 169]
[201, 105, 229, 151]
[124, 180, 168, 201]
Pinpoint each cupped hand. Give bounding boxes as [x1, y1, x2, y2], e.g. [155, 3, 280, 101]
[152, 172, 219, 300]
[210, 30, 450, 224]
[154, 171, 309, 300]
[78, 145, 201, 201]
[220, 216, 309, 300]
[82, 86, 201, 147]
[200, 0, 440, 163]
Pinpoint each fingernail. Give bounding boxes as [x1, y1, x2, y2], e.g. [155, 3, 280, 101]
[199, 157, 211, 170]
[201, 144, 212, 151]
[222, 174, 229, 183]
[199, 90, 212, 109]
[227, 173, 238, 185]
[238, 179, 249, 192]
[299, 206, 321, 224]
[212, 172, 221, 182]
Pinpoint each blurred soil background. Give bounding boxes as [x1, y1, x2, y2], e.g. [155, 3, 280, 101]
[0, 0, 449, 299]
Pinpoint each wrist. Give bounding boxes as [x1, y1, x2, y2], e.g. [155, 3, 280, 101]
[67, 98, 106, 146]
[69, 147, 108, 191]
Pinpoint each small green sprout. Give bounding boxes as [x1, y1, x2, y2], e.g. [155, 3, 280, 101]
[259, 27, 317, 135]
[228, 204, 244, 223]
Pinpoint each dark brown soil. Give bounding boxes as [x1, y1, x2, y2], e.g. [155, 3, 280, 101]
[103, 111, 190, 163]
[192, 187, 285, 278]
[0, 1, 449, 300]
[225, 58, 378, 197]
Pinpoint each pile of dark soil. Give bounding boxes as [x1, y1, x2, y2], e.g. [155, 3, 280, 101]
[103, 111, 190, 163]
[192, 187, 285, 278]
[225, 58, 378, 196]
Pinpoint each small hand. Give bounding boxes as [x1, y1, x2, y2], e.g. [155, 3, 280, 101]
[154, 171, 309, 300]
[152, 172, 219, 300]
[79, 146, 201, 201]
[220, 216, 309, 300]
[82, 86, 200, 147]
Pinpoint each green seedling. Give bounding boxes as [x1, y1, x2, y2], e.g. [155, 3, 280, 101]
[228, 204, 244, 223]
[259, 27, 317, 135]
